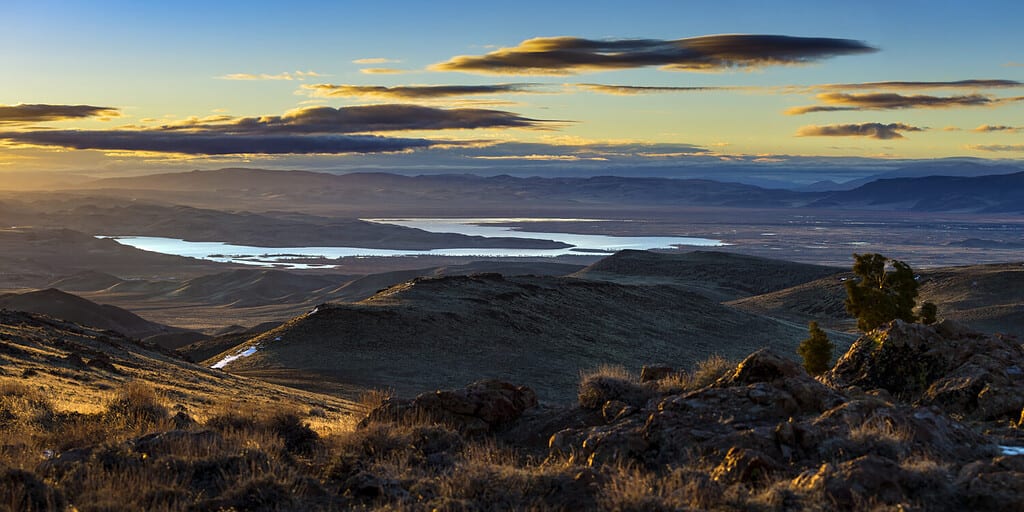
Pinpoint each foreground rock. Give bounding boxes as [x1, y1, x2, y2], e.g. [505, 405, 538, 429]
[544, 349, 1006, 510]
[826, 319, 1024, 420]
[360, 379, 538, 435]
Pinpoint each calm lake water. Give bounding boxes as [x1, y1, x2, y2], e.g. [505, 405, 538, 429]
[102, 218, 724, 268]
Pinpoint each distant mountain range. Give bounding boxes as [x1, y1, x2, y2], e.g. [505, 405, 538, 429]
[813, 171, 1024, 213]
[65, 166, 1024, 214]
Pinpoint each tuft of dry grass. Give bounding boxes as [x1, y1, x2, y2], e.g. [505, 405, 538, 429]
[356, 387, 394, 413]
[103, 380, 169, 432]
[690, 354, 734, 388]
[577, 365, 650, 410]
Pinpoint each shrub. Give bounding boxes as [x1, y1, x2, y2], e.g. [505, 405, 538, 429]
[918, 301, 938, 325]
[797, 321, 834, 376]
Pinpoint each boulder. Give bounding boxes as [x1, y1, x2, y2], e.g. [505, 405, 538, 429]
[790, 455, 908, 508]
[956, 456, 1024, 512]
[360, 380, 537, 435]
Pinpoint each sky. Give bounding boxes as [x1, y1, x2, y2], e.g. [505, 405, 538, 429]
[2, 0, 1023, 177]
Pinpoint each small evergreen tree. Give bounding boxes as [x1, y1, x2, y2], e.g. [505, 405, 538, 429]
[918, 301, 938, 325]
[844, 253, 919, 331]
[797, 321, 834, 376]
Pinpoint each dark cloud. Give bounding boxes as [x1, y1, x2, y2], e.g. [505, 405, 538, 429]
[162, 105, 556, 133]
[786, 92, 1024, 114]
[300, 83, 539, 99]
[813, 79, 1023, 91]
[0, 130, 436, 155]
[572, 83, 738, 94]
[796, 123, 925, 140]
[431, 35, 876, 75]
[973, 124, 1022, 133]
[0, 104, 120, 124]
[0, 104, 554, 155]
[966, 144, 1024, 152]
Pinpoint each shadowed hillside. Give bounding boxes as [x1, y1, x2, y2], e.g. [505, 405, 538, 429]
[208, 273, 810, 401]
[572, 249, 841, 301]
[0, 288, 179, 339]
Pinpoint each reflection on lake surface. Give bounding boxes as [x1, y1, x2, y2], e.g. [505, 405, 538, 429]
[101, 218, 725, 269]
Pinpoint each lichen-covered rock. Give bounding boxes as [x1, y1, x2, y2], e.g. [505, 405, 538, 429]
[826, 319, 1024, 420]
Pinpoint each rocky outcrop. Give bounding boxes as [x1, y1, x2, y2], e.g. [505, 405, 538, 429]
[360, 380, 538, 435]
[826, 319, 1024, 420]
[541, 348, 1007, 509]
[549, 350, 848, 468]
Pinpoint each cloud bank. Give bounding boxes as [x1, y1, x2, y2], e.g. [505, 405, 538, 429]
[966, 144, 1024, 152]
[218, 71, 323, 81]
[973, 125, 1022, 133]
[796, 123, 924, 140]
[0, 104, 120, 124]
[0, 104, 554, 155]
[166, 105, 555, 133]
[786, 92, 1024, 114]
[572, 83, 738, 95]
[301, 83, 538, 99]
[810, 79, 1023, 91]
[431, 34, 876, 75]
[0, 130, 436, 155]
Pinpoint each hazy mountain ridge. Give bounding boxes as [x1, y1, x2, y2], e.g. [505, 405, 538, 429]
[68, 166, 1024, 214]
[814, 171, 1024, 212]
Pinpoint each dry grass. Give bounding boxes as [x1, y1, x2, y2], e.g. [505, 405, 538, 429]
[0, 375, 983, 511]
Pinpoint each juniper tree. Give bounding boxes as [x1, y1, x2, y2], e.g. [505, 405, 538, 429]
[797, 321, 834, 376]
[844, 253, 920, 331]
[918, 301, 938, 325]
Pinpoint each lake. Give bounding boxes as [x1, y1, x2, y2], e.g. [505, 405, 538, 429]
[102, 218, 725, 268]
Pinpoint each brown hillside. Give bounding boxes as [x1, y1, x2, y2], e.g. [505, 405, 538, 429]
[0, 310, 356, 425]
[208, 274, 811, 402]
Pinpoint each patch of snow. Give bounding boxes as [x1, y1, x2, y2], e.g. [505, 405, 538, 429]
[999, 445, 1024, 456]
[211, 345, 259, 369]
[274, 336, 281, 341]
[309, 307, 319, 315]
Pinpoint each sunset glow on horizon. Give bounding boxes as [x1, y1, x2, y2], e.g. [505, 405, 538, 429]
[2, 0, 1022, 175]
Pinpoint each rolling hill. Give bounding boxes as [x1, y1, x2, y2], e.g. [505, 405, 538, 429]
[0, 288, 181, 339]
[206, 272, 813, 401]
[572, 249, 840, 301]
[729, 261, 1024, 336]
[0, 309, 356, 426]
